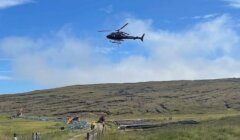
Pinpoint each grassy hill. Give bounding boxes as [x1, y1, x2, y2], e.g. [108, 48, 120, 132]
[1, 78, 240, 140]
[0, 78, 240, 117]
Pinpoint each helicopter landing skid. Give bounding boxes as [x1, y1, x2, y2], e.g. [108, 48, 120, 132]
[110, 40, 122, 44]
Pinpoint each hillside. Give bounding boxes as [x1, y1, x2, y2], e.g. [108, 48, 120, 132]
[0, 78, 240, 117]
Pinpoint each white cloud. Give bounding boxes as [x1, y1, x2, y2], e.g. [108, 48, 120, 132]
[181, 14, 219, 20]
[192, 13, 219, 20]
[99, 5, 113, 14]
[0, 75, 11, 80]
[223, 0, 240, 8]
[124, 15, 240, 79]
[0, 0, 33, 9]
[1, 15, 240, 87]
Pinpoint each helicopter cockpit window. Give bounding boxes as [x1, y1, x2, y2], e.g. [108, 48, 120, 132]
[111, 33, 115, 37]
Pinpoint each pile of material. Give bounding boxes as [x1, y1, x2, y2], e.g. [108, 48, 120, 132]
[67, 116, 80, 124]
[118, 120, 199, 130]
[66, 116, 89, 130]
[68, 120, 89, 130]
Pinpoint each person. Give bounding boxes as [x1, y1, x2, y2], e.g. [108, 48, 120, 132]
[90, 121, 96, 130]
[97, 116, 105, 123]
[97, 116, 106, 129]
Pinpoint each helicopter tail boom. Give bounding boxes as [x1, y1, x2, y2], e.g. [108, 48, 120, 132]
[123, 34, 145, 41]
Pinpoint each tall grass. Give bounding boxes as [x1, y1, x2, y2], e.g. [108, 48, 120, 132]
[102, 115, 240, 140]
[1, 114, 240, 140]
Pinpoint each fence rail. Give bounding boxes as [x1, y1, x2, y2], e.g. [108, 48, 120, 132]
[32, 132, 41, 140]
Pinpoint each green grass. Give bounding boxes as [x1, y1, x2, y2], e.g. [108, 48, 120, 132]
[0, 116, 78, 140]
[102, 115, 240, 140]
[1, 112, 240, 140]
[108, 109, 240, 122]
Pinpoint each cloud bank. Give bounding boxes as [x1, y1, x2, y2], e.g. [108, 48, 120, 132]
[1, 15, 240, 87]
[223, 0, 240, 8]
[0, 0, 33, 9]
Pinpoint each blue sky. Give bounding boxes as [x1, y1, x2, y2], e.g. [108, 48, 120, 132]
[1, 0, 240, 94]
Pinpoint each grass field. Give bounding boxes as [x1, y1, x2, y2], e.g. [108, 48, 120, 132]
[1, 111, 240, 140]
[102, 115, 240, 140]
[0, 116, 79, 140]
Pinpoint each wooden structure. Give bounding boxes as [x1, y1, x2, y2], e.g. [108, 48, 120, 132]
[86, 123, 105, 140]
[32, 132, 41, 140]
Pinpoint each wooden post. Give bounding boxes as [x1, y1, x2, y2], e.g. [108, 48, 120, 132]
[32, 132, 36, 140]
[36, 132, 38, 140]
[32, 132, 40, 140]
[87, 132, 90, 140]
[32, 133, 34, 140]
[13, 133, 17, 140]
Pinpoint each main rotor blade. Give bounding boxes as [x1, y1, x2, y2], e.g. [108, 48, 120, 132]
[98, 30, 111, 32]
[116, 23, 128, 31]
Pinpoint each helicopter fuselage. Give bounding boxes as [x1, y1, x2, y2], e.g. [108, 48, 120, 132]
[106, 32, 144, 42]
[99, 23, 145, 44]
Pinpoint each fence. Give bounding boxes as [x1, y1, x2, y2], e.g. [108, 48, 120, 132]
[12, 123, 106, 140]
[13, 132, 41, 140]
[32, 132, 41, 140]
[86, 123, 106, 140]
[87, 129, 98, 140]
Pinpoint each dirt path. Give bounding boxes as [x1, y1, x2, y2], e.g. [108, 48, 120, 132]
[68, 134, 83, 140]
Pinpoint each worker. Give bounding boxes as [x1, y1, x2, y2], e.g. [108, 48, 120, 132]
[97, 116, 105, 123]
[90, 121, 96, 130]
[97, 115, 106, 131]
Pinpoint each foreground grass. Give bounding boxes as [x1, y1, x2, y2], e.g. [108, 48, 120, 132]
[102, 115, 240, 140]
[1, 112, 240, 140]
[0, 116, 77, 140]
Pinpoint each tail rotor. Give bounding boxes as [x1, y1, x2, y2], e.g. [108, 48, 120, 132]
[140, 33, 145, 42]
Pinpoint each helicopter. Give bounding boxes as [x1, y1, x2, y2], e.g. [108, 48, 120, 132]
[99, 23, 145, 44]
